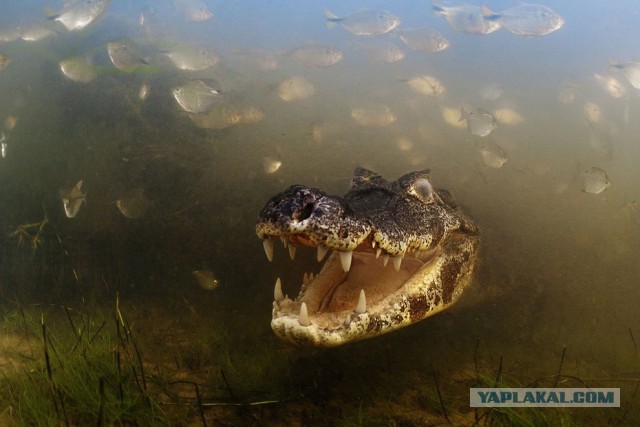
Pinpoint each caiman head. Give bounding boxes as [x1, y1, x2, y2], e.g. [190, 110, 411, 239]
[256, 167, 479, 347]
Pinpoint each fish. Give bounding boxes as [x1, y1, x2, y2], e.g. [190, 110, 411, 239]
[397, 27, 449, 53]
[407, 75, 445, 96]
[172, 79, 222, 113]
[558, 83, 578, 104]
[359, 41, 405, 63]
[441, 106, 468, 129]
[478, 140, 508, 168]
[584, 101, 603, 125]
[289, 44, 343, 68]
[351, 105, 396, 127]
[622, 194, 640, 226]
[163, 44, 220, 71]
[582, 167, 611, 194]
[189, 106, 242, 129]
[395, 136, 414, 152]
[593, 74, 627, 98]
[0, 53, 9, 71]
[107, 39, 149, 72]
[276, 76, 315, 102]
[116, 188, 152, 219]
[50, 0, 110, 31]
[494, 108, 524, 125]
[19, 24, 58, 42]
[59, 57, 97, 83]
[432, 2, 501, 35]
[324, 9, 400, 36]
[482, 3, 564, 36]
[0, 132, 6, 158]
[608, 59, 640, 90]
[263, 157, 282, 174]
[62, 180, 86, 218]
[460, 107, 497, 137]
[175, 0, 213, 22]
[4, 114, 18, 130]
[138, 83, 150, 101]
[479, 83, 503, 101]
[192, 269, 219, 290]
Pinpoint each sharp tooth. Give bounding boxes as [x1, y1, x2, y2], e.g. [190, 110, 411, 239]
[309, 272, 314, 281]
[274, 277, 284, 302]
[281, 237, 288, 248]
[344, 314, 351, 327]
[383, 254, 389, 267]
[371, 240, 376, 248]
[288, 244, 296, 260]
[317, 245, 328, 262]
[375, 248, 381, 259]
[303, 272, 309, 285]
[339, 250, 352, 272]
[393, 255, 403, 272]
[355, 289, 366, 314]
[298, 302, 310, 326]
[263, 239, 274, 262]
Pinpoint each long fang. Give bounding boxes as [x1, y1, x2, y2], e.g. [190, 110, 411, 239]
[263, 239, 274, 262]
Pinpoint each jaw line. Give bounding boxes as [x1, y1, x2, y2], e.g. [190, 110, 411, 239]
[271, 247, 450, 347]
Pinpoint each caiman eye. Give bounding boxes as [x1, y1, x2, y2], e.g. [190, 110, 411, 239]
[412, 177, 433, 203]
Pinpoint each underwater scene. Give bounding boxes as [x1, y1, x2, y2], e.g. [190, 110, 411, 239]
[1, 0, 639, 425]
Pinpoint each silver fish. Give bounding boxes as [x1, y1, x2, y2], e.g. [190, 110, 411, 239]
[432, 2, 500, 35]
[0, 132, 7, 158]
[59, 56, 97, 83]
[360, 41, 405, 63]
[479, 83, 503, 101]
[62, 180, 86, 218]
[324, 9, 400, 36]
[175, 0, 213, 22]
[460, 107, 496, 137]
[478, 140, 508, 169]
[582, 167, 611, 194]
[276, 76, 316, 102]
[107, 39, 148, 72]
[609, 59, 640, 90]
[407, 75, 445, 96]
[163, 44, 220, 71]
[351, 105, 396, 127]
[0, 53, 9, 71]
[116, 188, 152, 219]
[19, 24, 57, 42]
[172, 79, 222, 113]
[482, 3, 564, 36]
[138, 83, 150, 101]
[192, 269, 219, 290]
[289, 44, 343, 68]
[593, 74, 627, 98]
[398, 27, 449, 53]
[263, 157, 282, 174]
[51, 0, 110, 31]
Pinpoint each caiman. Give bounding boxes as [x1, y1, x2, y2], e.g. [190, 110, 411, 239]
[256, 167, 479, 347]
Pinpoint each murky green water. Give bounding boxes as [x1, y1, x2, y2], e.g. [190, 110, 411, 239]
[1, 0, 639, 425]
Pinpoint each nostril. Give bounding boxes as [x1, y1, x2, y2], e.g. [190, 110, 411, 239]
[297, 202, 314, 221]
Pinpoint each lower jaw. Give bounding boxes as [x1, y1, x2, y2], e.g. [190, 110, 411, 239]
[270, 233, 478, 347]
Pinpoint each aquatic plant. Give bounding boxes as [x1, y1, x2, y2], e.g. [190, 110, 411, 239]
[0, 302, 166, 425]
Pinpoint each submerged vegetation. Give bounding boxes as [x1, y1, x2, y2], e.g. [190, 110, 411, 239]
[1, 291, 637, 425]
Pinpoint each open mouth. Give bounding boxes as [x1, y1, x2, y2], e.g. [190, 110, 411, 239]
[261, 232, 474, 347]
